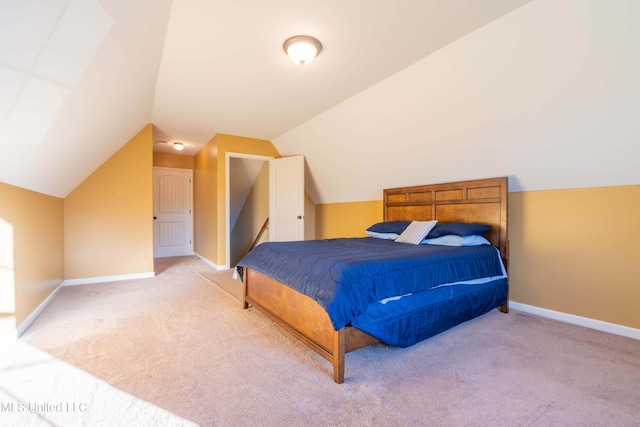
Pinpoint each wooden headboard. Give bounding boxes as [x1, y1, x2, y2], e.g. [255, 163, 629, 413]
[383, 177, 509, 267]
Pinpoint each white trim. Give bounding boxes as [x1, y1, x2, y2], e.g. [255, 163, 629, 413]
[153, 166, 192, 172]
[194, 252, 227, 270]
[1, 280, 65, 356]
[510, 301, 640, 341]
[17, 282, 64, 336]
[63, 272, 155, 286]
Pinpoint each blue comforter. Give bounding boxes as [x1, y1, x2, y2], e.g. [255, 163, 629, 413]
[237, 237, 503, 330]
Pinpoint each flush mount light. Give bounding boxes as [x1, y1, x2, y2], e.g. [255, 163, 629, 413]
[173, 142, 184, 151]
[283, 35, 322, 66]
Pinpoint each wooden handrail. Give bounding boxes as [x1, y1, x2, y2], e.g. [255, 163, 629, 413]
[248, 218, 269, 253]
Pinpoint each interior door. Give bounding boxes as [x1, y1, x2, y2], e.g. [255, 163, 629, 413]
[153, 167, 193, 257]
[269, 155, 305, 242]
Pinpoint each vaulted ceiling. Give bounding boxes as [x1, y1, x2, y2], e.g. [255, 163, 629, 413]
[0, 0, 535, 198]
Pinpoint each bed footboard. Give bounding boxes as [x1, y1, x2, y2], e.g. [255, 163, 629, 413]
[242, 268, 378, 383]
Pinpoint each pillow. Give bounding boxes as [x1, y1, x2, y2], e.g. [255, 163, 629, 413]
[366, 221, 411, 234]
[395, 220, 438, 245]
[365, 231, 399, 240]
[426, 222, 491, 238]
[421, 235, 491, 247]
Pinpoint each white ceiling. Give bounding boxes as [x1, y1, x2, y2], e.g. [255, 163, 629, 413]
[275, 0, 640, 203]
[151, 0, 535, 155]
[0, 0, 533, 197]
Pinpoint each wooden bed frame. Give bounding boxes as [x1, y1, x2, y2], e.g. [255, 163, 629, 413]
[242, 177, 509, 383]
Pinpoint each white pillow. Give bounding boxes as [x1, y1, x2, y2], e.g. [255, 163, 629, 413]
[421, 235, 491, 247]
[395, 220, 438, 245]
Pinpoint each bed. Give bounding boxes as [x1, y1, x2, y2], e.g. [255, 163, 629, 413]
[237, 177, 509, 383]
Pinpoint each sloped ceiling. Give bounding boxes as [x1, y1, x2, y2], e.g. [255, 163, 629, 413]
[0, 0, 535, 198]
[274, 0, 640, 203]
[0, 0, 173, 197]
[151, 0, 535, 153]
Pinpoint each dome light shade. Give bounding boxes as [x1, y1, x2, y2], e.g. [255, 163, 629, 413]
[173, 142, 184, 151]
[283, 35, 322, 66]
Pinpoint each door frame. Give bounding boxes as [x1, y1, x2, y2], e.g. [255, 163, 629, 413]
[153, 166, 194, 258]
[225, 152, 274, 269]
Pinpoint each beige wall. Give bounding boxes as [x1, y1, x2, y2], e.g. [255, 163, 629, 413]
[153, 152, 194, 169]
[315, 185, 639, 330]
[0, 183, 64, 338]
[195, 134, 280, 266]
[64, 124, 154, 279]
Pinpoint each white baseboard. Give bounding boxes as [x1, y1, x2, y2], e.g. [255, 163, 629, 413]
[510, 301, 640, 341]
[194, 252, 228, 270]
[0, 279, 66, 356]
[2, 271, 156, 356]
[16, 281, 65, 337]
[63, 271, 155, 286]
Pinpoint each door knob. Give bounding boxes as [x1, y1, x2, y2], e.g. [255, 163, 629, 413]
[297, 215, 304, 219]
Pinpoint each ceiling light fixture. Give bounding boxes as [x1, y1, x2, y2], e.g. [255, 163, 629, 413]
[283, 35, 322, 66]
[173, 142, 184, 151]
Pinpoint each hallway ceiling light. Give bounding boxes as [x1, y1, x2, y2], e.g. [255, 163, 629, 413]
[173, 142, 184, 151]
[283, 35, 322, 66]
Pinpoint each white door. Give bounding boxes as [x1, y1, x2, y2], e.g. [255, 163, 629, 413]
[269, 155, 305, 242]
[153, 167, 193, 257]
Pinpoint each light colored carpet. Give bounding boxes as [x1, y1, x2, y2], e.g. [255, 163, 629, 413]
[197, 267, 243, 303]
[1, 256, 639, 426]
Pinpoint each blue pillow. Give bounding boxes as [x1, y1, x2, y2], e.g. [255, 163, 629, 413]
[366, 221, 411, 234]
[365, 231, 399, 240]
[421, 235, 491, 246]
[427, 222, 491, 238]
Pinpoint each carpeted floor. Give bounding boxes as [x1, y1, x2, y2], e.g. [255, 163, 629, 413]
[197, 267, 242, 302]
[1, 256, 639, 426]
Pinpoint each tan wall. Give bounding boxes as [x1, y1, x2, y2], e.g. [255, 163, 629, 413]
[315, 185, 639, 330]
[315, 200, 383, 239]
[193, 134, 280, 266]
[64, 124, 154, 279]
[509, 185, 640, 329]
[0, 183, 64, 337]
[153, 152, 194, 169]
[193, 135, 219, 263]
[304, 192, 316, 240]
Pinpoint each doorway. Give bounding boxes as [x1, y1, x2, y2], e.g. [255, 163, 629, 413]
[225, 153, 273, 268]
